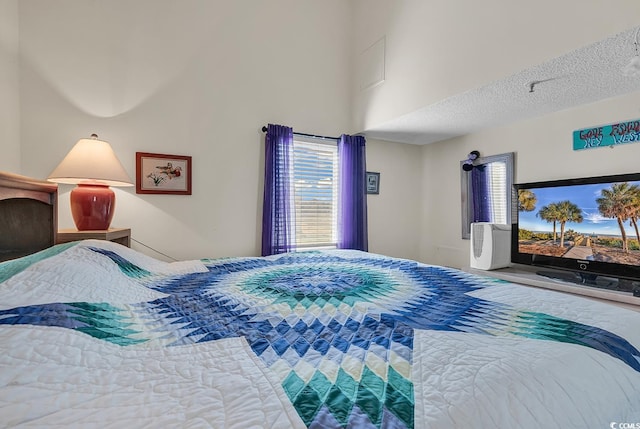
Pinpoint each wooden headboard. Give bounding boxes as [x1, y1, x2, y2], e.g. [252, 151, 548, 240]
[0, 172, 58, 262]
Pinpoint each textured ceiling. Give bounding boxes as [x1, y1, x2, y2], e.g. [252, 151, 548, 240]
[363, 26, 640, 145]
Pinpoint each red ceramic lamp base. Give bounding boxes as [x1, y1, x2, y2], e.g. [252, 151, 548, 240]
[70, 183, 115, 230]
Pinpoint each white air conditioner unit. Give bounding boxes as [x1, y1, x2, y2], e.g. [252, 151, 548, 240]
[470, 222, 511, 270]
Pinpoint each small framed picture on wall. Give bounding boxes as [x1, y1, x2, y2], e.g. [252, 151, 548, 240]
[366, 171, 380, 195]
[136, 152, 192, 195]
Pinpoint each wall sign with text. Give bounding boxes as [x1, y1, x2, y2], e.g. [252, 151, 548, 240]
[573, 119, 640, 150]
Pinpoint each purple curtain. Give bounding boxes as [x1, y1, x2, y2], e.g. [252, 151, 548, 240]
[261, 124, 295, 256]
[337, 134, 368, 251]
[471, 166, 491, 222]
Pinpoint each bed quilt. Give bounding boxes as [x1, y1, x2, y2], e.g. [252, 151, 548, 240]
[1, 240, 639, 428]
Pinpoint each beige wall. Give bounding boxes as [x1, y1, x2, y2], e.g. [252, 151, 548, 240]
[16, 0, 422, 261]
[12, 1, 640, 264]
[18, 0, 353, 260]
[366, 139, 422, 260]
[420, 91, 640, 268]
[0, 0, 20, 171]
[349, 0, 640, 267]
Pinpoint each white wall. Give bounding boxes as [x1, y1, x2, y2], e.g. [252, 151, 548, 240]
[16, 0, 422, 262]
[348, 0, 640, 268]
[0, 0, 20, 171]
[17, 0, 354, 260]
[16, 1, 637, 264]
[366, 139, 422, 260]
[420, 91, 640, 268]
[352, 0, 640, 132]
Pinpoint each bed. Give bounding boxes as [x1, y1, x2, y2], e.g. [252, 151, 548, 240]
[1, 173, 639, 428]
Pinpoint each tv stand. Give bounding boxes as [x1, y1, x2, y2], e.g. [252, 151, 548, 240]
[535, 270, 621, 289]
[463, 265, 640, 311]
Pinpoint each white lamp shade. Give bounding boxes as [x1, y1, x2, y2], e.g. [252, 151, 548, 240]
[48, 136, 133, 187]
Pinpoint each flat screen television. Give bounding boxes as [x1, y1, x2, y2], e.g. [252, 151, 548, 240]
[512, 172, 640, 296]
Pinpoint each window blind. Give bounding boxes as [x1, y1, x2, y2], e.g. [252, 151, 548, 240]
[292, 138, 338, 248]
[488, 162, 507, 223]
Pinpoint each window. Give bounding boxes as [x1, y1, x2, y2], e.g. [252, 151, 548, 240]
[291, 136, 338, 249]
[262, 124, 367, 256]
[460, 152, 514, 239]
[486, 161, 507, 224]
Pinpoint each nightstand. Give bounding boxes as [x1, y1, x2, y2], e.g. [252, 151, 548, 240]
[56, 228, 131, 247]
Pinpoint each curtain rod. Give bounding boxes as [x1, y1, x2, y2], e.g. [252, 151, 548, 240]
[261, 126, 339, 141]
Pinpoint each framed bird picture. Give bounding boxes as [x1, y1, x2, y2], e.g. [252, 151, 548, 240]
[136, 152, 192, 195]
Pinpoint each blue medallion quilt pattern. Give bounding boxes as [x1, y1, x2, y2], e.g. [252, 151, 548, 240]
[1, 242, 640, 428]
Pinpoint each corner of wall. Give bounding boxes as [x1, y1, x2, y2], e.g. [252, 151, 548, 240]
[0, 0, 20, 173]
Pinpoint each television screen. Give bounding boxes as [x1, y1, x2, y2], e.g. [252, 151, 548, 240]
[512, 172, 640, 293]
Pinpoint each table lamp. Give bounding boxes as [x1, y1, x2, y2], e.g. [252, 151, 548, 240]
[48, 134, 133, 230]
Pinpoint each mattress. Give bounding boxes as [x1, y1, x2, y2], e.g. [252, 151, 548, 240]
[1, 240, 639, 428]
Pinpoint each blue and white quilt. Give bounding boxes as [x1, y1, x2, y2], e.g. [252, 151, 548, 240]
[1, 240, 639, 428]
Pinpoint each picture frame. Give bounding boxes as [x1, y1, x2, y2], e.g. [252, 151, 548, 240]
[136, 152, 192, 195]
[366, 171, 380, 195]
